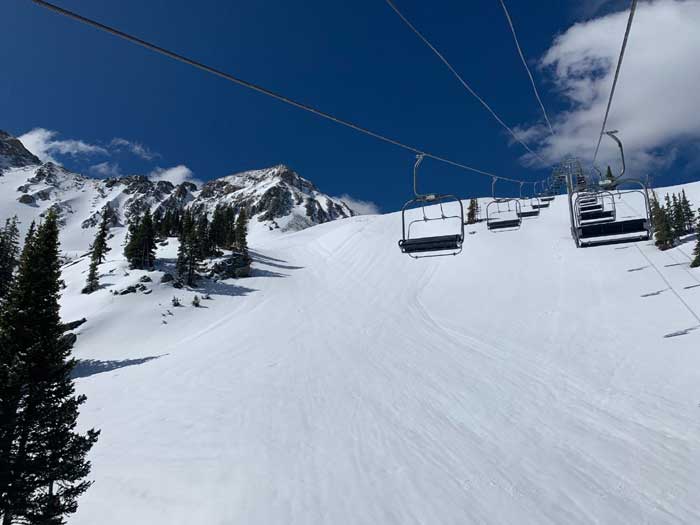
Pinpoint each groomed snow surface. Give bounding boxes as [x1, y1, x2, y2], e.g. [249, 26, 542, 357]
[41, 185, 700, 523]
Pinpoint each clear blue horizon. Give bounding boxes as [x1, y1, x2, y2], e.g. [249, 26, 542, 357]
[2, 0, 698, 212]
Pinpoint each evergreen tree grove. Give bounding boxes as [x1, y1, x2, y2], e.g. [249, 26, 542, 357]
[0, 211, 99, 525]
[124, 210, 156, 270]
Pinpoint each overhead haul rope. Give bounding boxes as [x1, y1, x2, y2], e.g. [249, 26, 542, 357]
[30, 0, 531, 185]
[385, 0, 549, 165]
[497, 0, 555, 137]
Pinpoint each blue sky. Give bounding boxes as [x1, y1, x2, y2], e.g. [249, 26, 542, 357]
[2, 0, 699, 213]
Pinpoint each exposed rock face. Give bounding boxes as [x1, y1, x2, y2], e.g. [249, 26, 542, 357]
[210, 252, 252, 278]
[0, 129, 40, 171]
[18, 193, 36, 205]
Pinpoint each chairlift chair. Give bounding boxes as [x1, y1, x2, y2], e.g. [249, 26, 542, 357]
[487, 178, 522, 231]
[398, 155, 465, 258]
[516, 182, 540, 219]
[567, 133, 651, 247]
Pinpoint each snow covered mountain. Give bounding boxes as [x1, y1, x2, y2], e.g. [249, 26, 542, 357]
[0, 130, 354, 253]
[2, 128, 700, 524]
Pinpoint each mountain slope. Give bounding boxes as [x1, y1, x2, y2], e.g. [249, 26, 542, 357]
[48, 183, 700, 524]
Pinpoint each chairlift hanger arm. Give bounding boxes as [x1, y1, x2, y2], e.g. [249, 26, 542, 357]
[604, 130, 626, 179]
[413, 154, 430, 199]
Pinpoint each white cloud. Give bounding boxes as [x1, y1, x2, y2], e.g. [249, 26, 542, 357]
[149, 165, 201, 187]
[520, 0, 700, 176]
[18, 128, 107, 164]
[338, 194, 380, 215]
[89, 161, 123, 178]
[109, 138, 158, 160]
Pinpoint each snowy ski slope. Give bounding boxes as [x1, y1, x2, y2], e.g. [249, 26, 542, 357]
[17, 183, 700, 523]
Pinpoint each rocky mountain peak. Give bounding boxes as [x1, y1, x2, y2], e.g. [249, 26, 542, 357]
[0, 129, 41, 171]
[197, 164, 353, 231]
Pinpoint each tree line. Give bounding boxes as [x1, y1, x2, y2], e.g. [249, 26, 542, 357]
[0, 212, 98, 525]
[650, 190, 700, 267]
[99, 204, 250, 291]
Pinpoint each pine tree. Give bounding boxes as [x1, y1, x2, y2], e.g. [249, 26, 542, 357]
[176, 211, 200, 286]
[691, 209, 700, 268]
[139, 209, 156, 269]
[652, 194, 673, 251]
[650, 192, 661, 225]
[0, 217, 21, 301]
[664, 194, 680, 244]
[681, 189, 694, 234]
[82, 259, 100, 295]
[123, 214, 141, 266]
[466, 198, 478, 225]
[209, 205, 226, 249]
[0, 211, 99, 525]
[91, 213, 111, 264]
[671, 193, 685, 237]
[196, 213, 212, 259]
[234, 209, 249, 255]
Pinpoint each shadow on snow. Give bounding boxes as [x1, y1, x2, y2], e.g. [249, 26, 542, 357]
[71, 354, 166, 379]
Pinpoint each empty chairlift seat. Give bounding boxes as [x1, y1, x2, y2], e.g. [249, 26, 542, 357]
[398, 155, 465, 258]
[487, 199, 522, 231]
[577, 218, 649, 247]
[517, 208, 540, 219]
[489, 217, 523, 230]
[579, 208, 614, 222]
[579, 203, 603, 213]
[399, 200, 465, 257]
[399, 234, 463, 254]
[517, 196, 541, 219]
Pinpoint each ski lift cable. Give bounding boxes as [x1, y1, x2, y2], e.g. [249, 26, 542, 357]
[384, 0, 549, 166]
[497, 0, 555, 137]
[592, 0, 638, 164]
[29, 0, 528, 185]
